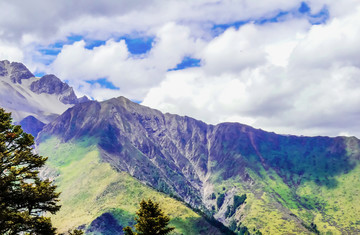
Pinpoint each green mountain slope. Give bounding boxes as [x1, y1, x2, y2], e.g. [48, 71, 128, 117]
[37, 136, 225, 234]
[37, 97, 360, 234]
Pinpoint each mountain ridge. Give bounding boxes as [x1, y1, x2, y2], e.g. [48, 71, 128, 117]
[1, 60, 359, 233]
[37, 95, 360, 234]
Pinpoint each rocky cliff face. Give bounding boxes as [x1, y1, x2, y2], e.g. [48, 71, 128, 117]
[40, 97, 207, 207]
[38, 96, 360, 234]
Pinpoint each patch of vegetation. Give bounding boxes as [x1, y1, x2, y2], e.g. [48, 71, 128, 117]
[37, 137, 223, 234]
[224, 194, 247, 218]
[234, 194, 247, 208]
[123, 199, 174, 235]
[237, 225, 250, 235]
[38, 130, 360, 234]
[302, 222, 320, 235]
[225, 205, 235, 218]
[0, 109, 60, 234]
[217, 193, 225, 209]
[229, 220, 237, 231]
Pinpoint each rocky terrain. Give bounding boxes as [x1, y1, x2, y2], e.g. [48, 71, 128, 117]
[38, 96, 360, 234]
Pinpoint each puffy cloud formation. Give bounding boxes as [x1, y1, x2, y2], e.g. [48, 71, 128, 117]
[0, 0, 360, 137]
[49, 22, 202, 100]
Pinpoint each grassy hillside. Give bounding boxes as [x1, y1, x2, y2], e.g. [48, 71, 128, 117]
[37, 136, 222, 234]
[35, 98, 360, 234]
[36, 134, 360, 234]
[207, 135, 360, 234]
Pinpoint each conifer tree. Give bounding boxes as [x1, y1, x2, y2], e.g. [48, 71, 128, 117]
[0, 108, 61, 234]
[123, 199, 175, 235]
[68, 229, 85, 235]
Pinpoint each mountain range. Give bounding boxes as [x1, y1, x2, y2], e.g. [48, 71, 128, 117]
[1, 60, 359, 234]
[0, 60, 88, 136]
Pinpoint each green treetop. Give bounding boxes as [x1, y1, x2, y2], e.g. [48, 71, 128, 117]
[0, 108, 61, 234]
[124, 199, 175, 235]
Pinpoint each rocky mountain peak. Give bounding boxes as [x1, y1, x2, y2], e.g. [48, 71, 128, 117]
[30, 74, 87, 105]
[10, 62, 34, 83]
[30, 74, 70, 94]
[107, 96, 164, 118]
[0, 60, 34, 83]
[0, 60, 90, 128]
[77, 95, 90, 103]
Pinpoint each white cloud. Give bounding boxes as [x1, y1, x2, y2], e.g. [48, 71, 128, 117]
[0, 42, 24, 62]
[142, 65, 293, 125]
[143, 3, 360, 137]
[290, 8, 360, 69]
[1, 0, 360, 138]
[49, 22, 203, 100]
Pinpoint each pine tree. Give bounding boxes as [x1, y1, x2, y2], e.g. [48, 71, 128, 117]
[123, 199, 175, 235]
[0, 108, 61, 234]
[68, 229, 85, 235]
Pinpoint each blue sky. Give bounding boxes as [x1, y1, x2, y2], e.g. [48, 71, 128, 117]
[212, 1, 328, 33]
[1, 0, 360, 137]
[34, 1, 329, 90]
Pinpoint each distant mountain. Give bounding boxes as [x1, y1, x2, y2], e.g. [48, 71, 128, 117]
[37, 96, 360, 234]
[0, 60, 88, 136]
[19, 115, 46, 137]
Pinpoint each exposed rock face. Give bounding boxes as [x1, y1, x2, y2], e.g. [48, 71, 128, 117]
[30, 74, 70, 95]
[10, 62, 34, 83]
[0, 60, 34, 83]
[39, 96, 360, 225]
[41, 97, 206, 207]
[30, 74, 79, 104]
[77, 95, 90, 103]
[0, 60, 9, 77]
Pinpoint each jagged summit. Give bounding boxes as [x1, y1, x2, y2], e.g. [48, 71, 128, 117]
[30, 74, 84, 104]
[31, 74, 72, 95]
[0, 60, 88, 129]
[0, 60, 34, 84]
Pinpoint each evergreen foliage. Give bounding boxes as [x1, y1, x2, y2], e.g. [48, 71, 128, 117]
[225, 194, 247, 218]
[225, 205, 235, 218]
[123, 199, 175, 235]
[234, 194, 246, 208]
[68, 229, 85, 235]
[0, 108, 60, 234]
[237, 225, 249, 235]
[229, 219, 237, 231]
[301, 222, 320, 234]
[217, 193, 225, 209]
